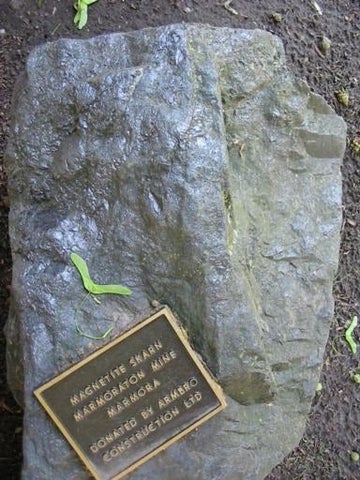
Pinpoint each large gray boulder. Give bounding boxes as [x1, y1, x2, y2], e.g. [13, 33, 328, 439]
[5, 25, 346, 480]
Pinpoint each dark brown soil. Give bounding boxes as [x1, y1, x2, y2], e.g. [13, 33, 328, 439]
[1, 1, 359, 479]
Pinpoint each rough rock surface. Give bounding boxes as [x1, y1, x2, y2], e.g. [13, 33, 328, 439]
[5, 25, 346, 480]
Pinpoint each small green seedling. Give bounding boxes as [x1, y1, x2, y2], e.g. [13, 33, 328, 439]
[350, 451, 359, 462]
[316, 382, 323, 392]
[272, 12, 282, 23]
[351, 137, 360, 155]
[71, 252, 131, 339]
[352, 373, 360, 384]
[71, 252, 131, 296]
[336, 89, 349, 107]
[223, 0, 238, 15]
[345, 315, 358, 355]
[74, 0, 99, 30]
[310, 0, 323, 15]
[319, 36, 331, 54]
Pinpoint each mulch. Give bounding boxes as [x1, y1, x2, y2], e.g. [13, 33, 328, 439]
[1, 1, 359, 478]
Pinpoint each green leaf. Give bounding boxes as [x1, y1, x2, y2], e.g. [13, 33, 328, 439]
[70, 252, 93, 291]
[70, 252, 132, 296]
[345, 315, 358, 355]
[90, 283, 132, 295]
[350, 451, 360, 462]
[74, 10, 81, 24]
[77, 8, 88, 30]
[73, 0, 99, 29]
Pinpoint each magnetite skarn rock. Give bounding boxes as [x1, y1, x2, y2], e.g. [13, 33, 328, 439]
[5, 25, 346, 480]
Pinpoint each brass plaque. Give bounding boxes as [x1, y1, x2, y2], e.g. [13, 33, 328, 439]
[34, 307, 226, 480]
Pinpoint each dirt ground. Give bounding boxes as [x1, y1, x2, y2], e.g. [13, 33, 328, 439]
[0, 1, 359, 479]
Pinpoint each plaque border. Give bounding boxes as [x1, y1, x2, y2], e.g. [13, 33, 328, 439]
[34, 306, 226, 480]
